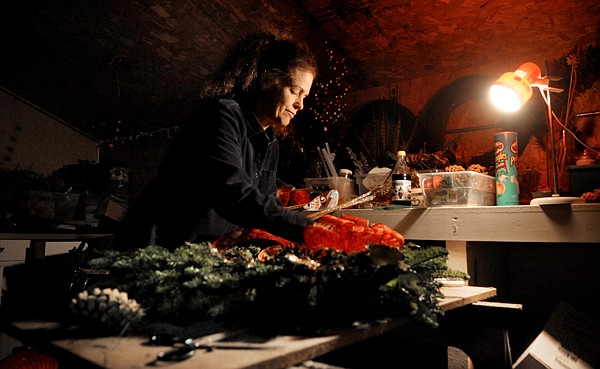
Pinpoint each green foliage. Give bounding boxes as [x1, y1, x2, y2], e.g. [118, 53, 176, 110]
[403, 242, 470, 281]
[84, 242, 448, 335]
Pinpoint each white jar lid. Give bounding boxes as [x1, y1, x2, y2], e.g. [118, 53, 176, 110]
[339, 169, 353, 177]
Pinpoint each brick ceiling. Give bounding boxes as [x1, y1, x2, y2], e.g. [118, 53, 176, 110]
[1, 0, 599, 142]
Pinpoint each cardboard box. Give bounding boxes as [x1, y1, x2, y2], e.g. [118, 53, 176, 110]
[96, 195, 129, 222]
[513, 302, 600, 369]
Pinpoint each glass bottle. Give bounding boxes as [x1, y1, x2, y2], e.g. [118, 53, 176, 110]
[391, 150, 411, 205]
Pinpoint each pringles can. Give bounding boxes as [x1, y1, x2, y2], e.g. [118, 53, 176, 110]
[494, 131, 519, 205]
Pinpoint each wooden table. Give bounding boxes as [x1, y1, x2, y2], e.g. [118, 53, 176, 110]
[2, 286, 496, 369]
[338, 203, 600, 359]
[0, 232, 114, 307]
[0, 232, 113, 261]
[338, 203, 599, 243]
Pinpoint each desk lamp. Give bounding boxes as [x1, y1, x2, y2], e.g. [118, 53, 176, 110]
[489, 62, 583, 205]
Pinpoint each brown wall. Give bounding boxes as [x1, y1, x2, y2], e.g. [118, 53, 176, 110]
[0, 88, 98, 174]
[344, 49, 583, 198]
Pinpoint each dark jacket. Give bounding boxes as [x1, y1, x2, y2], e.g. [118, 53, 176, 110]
[118, 98, 311, 250]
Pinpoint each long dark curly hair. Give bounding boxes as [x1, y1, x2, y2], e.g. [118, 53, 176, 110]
[200, 32, 318, 135]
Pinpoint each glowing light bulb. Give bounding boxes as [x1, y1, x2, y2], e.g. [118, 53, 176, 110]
[489, 84, 522, 112]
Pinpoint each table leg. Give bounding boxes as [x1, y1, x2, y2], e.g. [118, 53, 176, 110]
[445, 240, 468, 274]
[26, 240, 46, 262]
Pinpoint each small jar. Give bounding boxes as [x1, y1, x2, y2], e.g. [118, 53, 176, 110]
[334, 169, 356, 204]
[338, 169, 353, 178]
[576, 150, 596, 166]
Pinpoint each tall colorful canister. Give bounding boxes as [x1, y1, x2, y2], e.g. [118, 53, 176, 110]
[494, 131, 519, 205]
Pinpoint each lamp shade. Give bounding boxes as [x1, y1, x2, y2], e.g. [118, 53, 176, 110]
[489, 62, 543, 112]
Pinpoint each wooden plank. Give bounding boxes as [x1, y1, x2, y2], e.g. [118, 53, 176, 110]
[338, 203, 600, 243]
[0, 233, 113, 241]
[4, 286, 496, 369]
[439, 286, 496, 311]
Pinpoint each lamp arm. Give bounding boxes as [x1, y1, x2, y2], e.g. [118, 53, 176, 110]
[537, 86, 550, 106]
[536, 87, 560, 195]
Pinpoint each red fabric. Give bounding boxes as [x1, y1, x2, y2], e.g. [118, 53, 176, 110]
[214, 214, 404, 255]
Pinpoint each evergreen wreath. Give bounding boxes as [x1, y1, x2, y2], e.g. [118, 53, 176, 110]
[71, 242, 465, 337]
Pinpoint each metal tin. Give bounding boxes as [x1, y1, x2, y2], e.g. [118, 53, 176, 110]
[494, 131, 519, 205]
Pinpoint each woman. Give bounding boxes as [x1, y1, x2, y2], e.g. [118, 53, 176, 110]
[117, 32, 318, 250]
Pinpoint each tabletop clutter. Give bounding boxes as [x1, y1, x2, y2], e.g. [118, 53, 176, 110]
[0, 146, 473, 347]
[278, 137, 600, 212]
[277, 144, 497, 212]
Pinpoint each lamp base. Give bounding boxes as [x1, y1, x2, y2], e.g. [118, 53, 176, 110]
[530, 195, 584, 206]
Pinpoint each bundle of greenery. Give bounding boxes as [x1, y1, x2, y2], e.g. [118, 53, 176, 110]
[71, 241, 467, 336]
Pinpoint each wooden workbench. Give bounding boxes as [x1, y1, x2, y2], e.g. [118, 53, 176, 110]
[0, 232, 113, 260]
[338, 203, 600, 272]
[338, 203, 599, 243]
[338, 203, 600, 359]
[2, 286, 496, 369]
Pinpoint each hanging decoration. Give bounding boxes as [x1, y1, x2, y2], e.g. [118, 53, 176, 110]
[294, 42, 352, 153]
[98, 125, 180, 148]
[109, 55, 124, 146]
[308, 44, 351, 134]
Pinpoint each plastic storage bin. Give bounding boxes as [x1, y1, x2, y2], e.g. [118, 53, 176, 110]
[418, 171, 495, 206]
[22, 190, 80, 221]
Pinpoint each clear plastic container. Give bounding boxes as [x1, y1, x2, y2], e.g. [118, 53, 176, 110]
[417, 171, 495, 206]
[304, 177, 357, 204]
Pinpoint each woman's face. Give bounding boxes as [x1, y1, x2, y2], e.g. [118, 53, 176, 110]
[257, 67, 314, 129]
